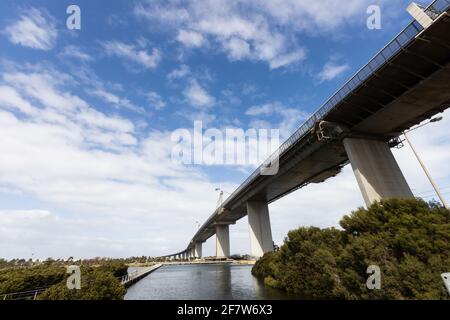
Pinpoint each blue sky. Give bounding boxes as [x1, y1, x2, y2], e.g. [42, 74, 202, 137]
[1, 0, 449, 259]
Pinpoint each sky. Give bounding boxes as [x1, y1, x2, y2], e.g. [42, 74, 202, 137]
[0, 0, 449, 260]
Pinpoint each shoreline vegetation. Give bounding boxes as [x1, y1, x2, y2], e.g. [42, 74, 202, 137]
[1, 198, 449, 300]
[0, 259, 153, 300]
[252, 198, 450, 299]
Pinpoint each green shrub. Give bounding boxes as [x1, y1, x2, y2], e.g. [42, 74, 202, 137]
[0, 266, 66, 295]
[0, 261, 129, 300]
[38, 266, 126, 300]
[97, 261, 128, 278]
[252, 198, 450, 299]
[252, 251, 276, 280]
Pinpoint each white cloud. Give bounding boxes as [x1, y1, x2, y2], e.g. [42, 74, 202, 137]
[0, 62, 228, 258]
[60, 45, 93, 62]
[4, 8, 58, 50]
[1, 64, 136, 148]
[0, 85, 36, 115]
[269, 49, 306, 69]
[223, 37, 251, 60]
[101, 40, 161, 70]
[246, 104, 273, 116]
[317, 61, 350, 82]
[246, 102, 309, 138]
[176, 29, 205, 47]
[134, 0, 305, 68]
[4, 71, 89, 112]
[134, 0, 401, 69]
[167, 64, 191, 81]
[183, 80, 215, 108]
[88, 88, 145, 114]
[248, 119, 272, 129]
[0, 209, 172, 259]
[147, 91, 166, 110]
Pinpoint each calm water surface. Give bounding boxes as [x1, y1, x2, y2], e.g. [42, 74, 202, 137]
[125, 264, 297, 300]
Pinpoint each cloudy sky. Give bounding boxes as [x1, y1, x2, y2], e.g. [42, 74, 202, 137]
[0, 0, 448, 260]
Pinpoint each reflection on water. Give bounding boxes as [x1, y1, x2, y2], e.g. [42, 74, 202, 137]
[125, 264, 297, 300]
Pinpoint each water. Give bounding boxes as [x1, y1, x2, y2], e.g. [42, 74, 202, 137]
[124, 264, 297, 300]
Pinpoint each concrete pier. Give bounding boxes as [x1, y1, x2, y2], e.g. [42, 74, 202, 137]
[215, 224, 230, 258]
[194, 242, 203, 258]
[343, 137, 414, 206]
[247, 201, 273, 258]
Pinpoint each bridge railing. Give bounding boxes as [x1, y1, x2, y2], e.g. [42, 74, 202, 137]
[120, 264, 162, 285]
[2, 286, 51, 300]
[216, 0, 450, 212]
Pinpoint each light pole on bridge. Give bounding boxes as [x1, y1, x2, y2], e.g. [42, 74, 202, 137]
[215, 187, 231, 209]
[403, 116, 449, 210]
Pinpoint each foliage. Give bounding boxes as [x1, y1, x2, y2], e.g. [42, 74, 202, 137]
[38, 266, 126, 300]
[97, 261, 129, 278]
[0, 265, 66, 295]
[230, 254, 253, 260]
[252, 198, 450, 299]
[251, 251, 277, 280]
[0, 260, 129, 300]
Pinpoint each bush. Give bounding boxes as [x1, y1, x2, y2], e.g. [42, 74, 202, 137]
[97, 261, 128, 278]
[252, 251, 276, 280]
[38, 266, 126, 300]
[0, 261, 129, 300]
[0, 266, 66, 295]
[252, 198, 450, 299]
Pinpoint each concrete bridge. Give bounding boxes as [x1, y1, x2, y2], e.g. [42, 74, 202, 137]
[161, 0, 450, 261]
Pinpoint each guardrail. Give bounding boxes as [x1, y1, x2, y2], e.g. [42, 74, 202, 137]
[2, 286, 52, 301]
[120, 264, 162, 287]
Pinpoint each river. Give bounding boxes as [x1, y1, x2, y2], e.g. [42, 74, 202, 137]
[124, 264, 297, 300]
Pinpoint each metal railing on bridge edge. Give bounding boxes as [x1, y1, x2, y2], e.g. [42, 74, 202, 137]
[119, 264, 161, 285]
[2, 286, 52, 301]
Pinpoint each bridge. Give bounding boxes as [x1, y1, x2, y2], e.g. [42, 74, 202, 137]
[120, 264, 162, 288]
[161, 0, 450, 261]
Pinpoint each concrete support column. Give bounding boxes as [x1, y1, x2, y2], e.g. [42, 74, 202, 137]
[216, 225, 230, 258]
[343, 137, 413, 206]
[194, 242, 203, 258]
[247, 201, 273, 258]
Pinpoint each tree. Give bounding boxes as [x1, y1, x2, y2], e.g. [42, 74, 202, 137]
[252, 198, 450, 299]
[0, 265, 66, 296]
[38, 267, 126, 300]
